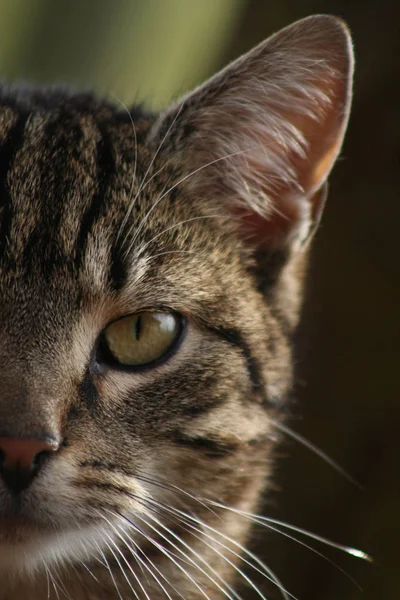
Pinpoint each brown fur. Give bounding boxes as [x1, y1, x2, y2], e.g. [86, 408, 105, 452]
[0, 15, 353, 599]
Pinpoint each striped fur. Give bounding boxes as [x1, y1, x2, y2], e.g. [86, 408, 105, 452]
[0, 15, 353, 600]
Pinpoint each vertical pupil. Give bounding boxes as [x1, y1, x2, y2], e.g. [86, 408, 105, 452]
[135, 315, 142, 340]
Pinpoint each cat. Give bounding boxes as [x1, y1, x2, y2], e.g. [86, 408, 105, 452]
[0, 14, 354, 600]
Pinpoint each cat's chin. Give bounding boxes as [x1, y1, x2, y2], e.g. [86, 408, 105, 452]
[0, 519, 115, 577]
[0, 515, 39, 544]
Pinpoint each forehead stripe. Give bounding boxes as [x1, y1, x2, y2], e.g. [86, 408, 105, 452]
[0, 112, 28, 259]
[74, 123, 116, 269]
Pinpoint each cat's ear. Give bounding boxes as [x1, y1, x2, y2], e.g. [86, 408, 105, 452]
[148, 15, 354, 253]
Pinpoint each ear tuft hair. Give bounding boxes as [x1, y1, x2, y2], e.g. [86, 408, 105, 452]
[149, 15, 354, 252]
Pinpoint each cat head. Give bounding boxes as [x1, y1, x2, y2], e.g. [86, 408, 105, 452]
[0, 14, 353, 587]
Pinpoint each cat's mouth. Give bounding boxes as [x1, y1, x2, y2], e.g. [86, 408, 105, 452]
[0, 496, 121, 577]
[0, 501, 52, 544]
[0, 515, 39, 544]
[0, 490, 72, 546]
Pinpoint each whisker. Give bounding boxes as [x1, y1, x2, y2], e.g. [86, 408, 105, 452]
[102, 515, 154, 600]
[122, 161, 176, 254]
[112, 94, 139, 245]
[144, 485, 368, 590]
[136, 473, 220, 519]
[44, 564, 57, 600]
[119, 103, 185, 249]
[79, 560, 100, 583]
[47, 567, 67, 600]
[113, 510, 214, 600]
[200, 501, 363, 590]
[85, 474, 368, 599]
[140, 499, 291, 600]
[44, 563, 51, 600]
[91, 537, 125, 600]
[205, 499, 372, 563]
[102, 535, 140, 600]
[269, 418, 364, 490]
[133, 213, 224, 260]
[63, 559, 87, 598]
[124, 143, 276, 258]
[144, 250, 209, 264]
[135, 509, 243, 600]
[137, 472, 369, 565]
[114, 522, 183, 600]
[54, 570, 75, 600]
[119, 160, 171, 247]
[112, 505, 276, 600]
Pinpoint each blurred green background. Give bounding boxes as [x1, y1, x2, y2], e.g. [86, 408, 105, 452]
[0, 1, 398, 599]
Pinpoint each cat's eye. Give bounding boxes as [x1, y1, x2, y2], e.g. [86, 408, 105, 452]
[98, 311, 182, 369]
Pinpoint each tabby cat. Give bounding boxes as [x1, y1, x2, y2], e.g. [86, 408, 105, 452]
[0, 14, 354, 600]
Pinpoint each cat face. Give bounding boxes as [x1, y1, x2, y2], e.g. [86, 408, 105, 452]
[0, 15, 353, 596]
[0, 90, 282, 575]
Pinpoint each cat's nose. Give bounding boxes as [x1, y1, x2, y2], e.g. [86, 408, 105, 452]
[0, 436, 60, 493]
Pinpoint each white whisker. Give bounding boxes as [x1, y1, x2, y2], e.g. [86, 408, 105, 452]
[123, 143, 278, 259]
[112, 94, 139, 245]
[137, 472, 369, 566]
[133, 213, 223, 260]
[269, 418, 363, 490]
[136, 473, 219, 517]
[46, 567, 62, 600]
[119, 103, 185, 250]
[92, 537, 124, 600]
[140, 496, 295, 600]
[44, 564, 56, 600]
[121, 161, 174, 251]
[115, 522, 182, 600]
[102, 535, 139, 600]
[79, 560, 100, 583]
[102, 516, 154, 600]
[205, 499, 371, 563]
[53, 569, 75, 600]
[135, 509, 243, 600]
[116, 511, 214, 600]
[145, 249, 209, 263]
[133, 479, 355, 594]
[197, 501, 362, 589]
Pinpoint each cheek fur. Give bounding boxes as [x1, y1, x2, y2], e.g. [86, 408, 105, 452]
[0, 14, 355, 599]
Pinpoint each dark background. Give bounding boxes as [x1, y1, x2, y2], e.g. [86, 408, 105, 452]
[0, 1, 398, 598]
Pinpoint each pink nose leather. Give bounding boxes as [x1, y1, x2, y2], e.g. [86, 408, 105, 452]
[0, 437, 59, 469]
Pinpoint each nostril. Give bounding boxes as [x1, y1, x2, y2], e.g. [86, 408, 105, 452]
[32, 449, 52, 471]
[0, 437, 60, 469]
[0, 437, 60, 493]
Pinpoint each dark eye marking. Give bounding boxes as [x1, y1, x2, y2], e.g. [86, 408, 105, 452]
[172, 432, 238, 458]
[78, 369, 99, 414]
[206, 325, 271, 405]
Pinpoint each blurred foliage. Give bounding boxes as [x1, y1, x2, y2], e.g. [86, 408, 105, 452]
[0, 0, 247, 107]
[0, 1, 398, 599]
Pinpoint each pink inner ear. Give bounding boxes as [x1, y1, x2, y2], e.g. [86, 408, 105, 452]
[222, 63, 350, 251]
[231, 184, 327, 251]
[231, 202, 300, 249]
[287, 75, 350, 197]
[150, 16, 353, 252]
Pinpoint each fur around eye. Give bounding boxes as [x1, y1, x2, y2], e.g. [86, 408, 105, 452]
[98, 311, 183, 369]
[0, 14, 361, 600]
